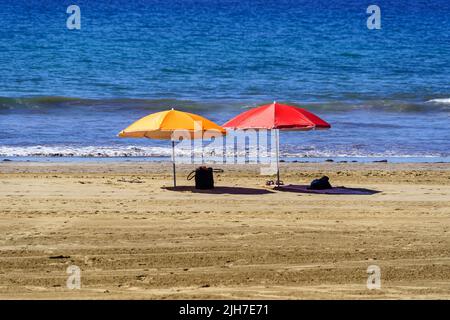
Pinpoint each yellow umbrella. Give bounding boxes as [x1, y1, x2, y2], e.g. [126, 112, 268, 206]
[118, 108, 226, 187]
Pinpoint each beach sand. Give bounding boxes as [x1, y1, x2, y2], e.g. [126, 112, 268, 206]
[0, 161, 449, 299]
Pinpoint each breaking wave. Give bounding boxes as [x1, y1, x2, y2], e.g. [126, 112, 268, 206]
[426, 98, 450, 105]
[1, 95, 450, 113]
[0, 145, 447, 159]
[0, 96, 229, 112]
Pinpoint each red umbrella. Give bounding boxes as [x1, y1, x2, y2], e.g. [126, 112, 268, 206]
[223, 101, 331, 185]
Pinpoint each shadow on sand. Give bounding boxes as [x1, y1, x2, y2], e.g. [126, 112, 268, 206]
[274, 185, 381, 195]
[163, 186, 275, 195]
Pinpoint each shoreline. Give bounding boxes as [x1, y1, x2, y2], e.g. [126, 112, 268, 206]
[2, 156, 450, 164]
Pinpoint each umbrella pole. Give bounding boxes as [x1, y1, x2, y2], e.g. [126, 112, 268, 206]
[171, 140, 176, 187]
[201, 136, 204, 164]
[275, 129, 280, 186]
[256, 129, 260, 164]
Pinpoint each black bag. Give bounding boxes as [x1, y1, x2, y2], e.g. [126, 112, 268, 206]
[187, 167, 223, 189]
[308, 176, 332, 190]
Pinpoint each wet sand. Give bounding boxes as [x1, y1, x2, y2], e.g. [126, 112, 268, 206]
[0, 162, 449, 299]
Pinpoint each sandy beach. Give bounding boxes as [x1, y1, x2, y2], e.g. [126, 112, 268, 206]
[0, 161, 449, 299]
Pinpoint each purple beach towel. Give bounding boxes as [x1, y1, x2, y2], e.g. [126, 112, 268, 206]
[274, 185, 380, 195]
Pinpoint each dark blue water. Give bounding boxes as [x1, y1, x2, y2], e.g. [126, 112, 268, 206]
[0, 0, 449, 160]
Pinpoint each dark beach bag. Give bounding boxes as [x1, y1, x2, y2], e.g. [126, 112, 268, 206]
[308, 176, 332, 190]
[187, 166, 224, 189]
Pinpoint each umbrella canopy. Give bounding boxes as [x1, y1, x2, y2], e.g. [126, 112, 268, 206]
[223, 101, 330, 185]
[223, 101, 330, 130]
[119, 109, 226, 139]
[119, 109, 226, 187]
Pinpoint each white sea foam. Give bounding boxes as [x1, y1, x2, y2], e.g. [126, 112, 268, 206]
[426, 98, 450, 105]
[0, 145, 171, 158]
[0, 145, 445, 159]
[0, 145, 275, 158]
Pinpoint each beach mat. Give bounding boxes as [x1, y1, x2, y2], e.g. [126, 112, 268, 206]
[163, 186, 274, 195]
[274, 184, 380, 195]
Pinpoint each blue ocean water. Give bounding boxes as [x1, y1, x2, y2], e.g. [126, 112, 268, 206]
[0, 0, 449, 161]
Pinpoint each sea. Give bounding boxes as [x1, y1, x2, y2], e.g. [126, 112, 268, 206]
[0, 0, 449, 163]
